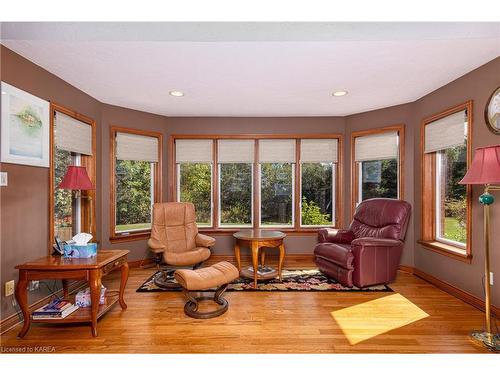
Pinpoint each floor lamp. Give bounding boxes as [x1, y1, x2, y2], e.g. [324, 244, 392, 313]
[58, 166, 95, 236]
[459, 145, 500, 352]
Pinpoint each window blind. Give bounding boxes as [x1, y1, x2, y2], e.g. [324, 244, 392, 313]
[176, 139, 213, 163]
[354, 131, 399, 162]
[424, 110, 467, 153]
[116, 132, 159, 162]
[218, 139, 254, 163]
[258, 139, 296, 163]
[300, 139, 338, 163]
[54, 112, 93, 155]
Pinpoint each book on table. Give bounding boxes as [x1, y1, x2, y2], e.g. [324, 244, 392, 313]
[32, 300, 79, 320]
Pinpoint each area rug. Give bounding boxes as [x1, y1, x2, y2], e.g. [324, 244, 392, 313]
[136, 269, 393, 292]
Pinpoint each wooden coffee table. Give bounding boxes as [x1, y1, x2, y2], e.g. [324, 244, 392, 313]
[233, 230, 286, 288]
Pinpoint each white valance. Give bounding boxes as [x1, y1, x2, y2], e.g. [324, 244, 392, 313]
[176, 139, 213, 163]
[218, 139, 254, 163]
[300, 139, 338, 163]
[424, 110, 467, 153]
[116, 132, 159, 162]
[258, 139, 296, 163]
[54, 112, 93, 155]
[354, 131, 399, 162]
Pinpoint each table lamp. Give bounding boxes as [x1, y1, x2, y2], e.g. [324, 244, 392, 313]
[58, 166, 95, 236]
[459, 144, 500, 351]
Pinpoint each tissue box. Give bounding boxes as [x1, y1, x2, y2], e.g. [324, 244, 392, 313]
[63, 243, 97, 258]
[75, 286, 107, 307]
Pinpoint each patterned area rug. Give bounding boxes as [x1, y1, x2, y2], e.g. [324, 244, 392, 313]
[136, 269, 393, 292]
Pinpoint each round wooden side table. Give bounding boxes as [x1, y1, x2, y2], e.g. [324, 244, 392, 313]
[233, 229, 286, 288]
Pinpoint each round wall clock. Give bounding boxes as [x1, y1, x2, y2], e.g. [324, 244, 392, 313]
[485, 86, 500, 135]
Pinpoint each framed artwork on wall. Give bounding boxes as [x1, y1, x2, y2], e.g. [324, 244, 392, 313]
[485, 86, 500, 135]
[1, 81, 50, 168]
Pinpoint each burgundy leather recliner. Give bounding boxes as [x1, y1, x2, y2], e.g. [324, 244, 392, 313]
[314, 198, 411, 288]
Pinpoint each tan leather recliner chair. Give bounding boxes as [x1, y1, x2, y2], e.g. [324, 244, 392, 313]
[148, 202, 215, 287]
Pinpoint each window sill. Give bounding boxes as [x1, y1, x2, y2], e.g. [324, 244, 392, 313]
[110, 231, 150, 243]
[199, 228, 331, 236]
[417, 240, 472, 263]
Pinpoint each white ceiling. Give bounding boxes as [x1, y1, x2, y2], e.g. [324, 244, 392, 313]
[1, 22, 499, 117]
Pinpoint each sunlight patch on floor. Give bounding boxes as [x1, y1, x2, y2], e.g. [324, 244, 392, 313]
[331, 293, 429, 345]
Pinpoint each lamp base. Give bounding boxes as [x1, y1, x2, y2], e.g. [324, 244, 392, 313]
[470, 330, 500, 352]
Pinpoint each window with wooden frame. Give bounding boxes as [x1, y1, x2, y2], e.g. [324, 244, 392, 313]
[49, 104, 96, 251]
[351, 125, 405, 217]
[170, 134, 343, 233]
[110, 127, 162, 242]
[419, 101, 472, 262]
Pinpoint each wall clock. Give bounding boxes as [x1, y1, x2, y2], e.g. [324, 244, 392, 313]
[485, 86, 500, 135]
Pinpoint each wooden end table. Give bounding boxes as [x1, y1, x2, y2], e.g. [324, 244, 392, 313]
[15, 249, 129, 338]
[233, 230, 286, 288]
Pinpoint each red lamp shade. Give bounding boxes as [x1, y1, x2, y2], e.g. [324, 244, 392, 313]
[460, 145, 500, 185]
[58, 166, 95, 190]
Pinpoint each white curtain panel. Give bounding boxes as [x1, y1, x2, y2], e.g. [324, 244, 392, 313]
[116, 132, 159, 162]
[175, 139, 213, 163]
[424, 110, 467, 153]
[300, 139, 338, 163]
[54, 112, 93, 155]
[354, 131, 399, 162]
[218, 139, 255, 163]
[258, 139, 296, 163]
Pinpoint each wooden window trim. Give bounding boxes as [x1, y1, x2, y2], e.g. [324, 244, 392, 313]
[419, 101, 473, 260]
[169, 133, 344, 233]
[109, 126, 163, 243]
[49, 103, 97, 254]
[350, 124, 405, 219]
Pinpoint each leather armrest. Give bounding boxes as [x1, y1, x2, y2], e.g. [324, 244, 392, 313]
[351, 237, 402, 247]
[318, 228, 355, 244]
[195, 233, 216, 248]
[147, 238, 166, 252]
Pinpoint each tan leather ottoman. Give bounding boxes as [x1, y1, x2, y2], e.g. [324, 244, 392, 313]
[174, 261, 239, 319]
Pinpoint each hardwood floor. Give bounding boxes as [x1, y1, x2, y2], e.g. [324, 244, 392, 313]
[0, 263, 493, 353]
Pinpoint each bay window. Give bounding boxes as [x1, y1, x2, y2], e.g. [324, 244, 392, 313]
[172, 135, 342, 231]
[351, 126, 404, 216]
[110, 127, 162, 241]
[420, 102, 472, 260]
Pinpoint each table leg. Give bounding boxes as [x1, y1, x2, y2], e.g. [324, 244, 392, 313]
[89, 269, 102, 337]
[234, 242, 241, 271]
[260, 248, 266, 267]
[62, 279, 69, 299]
[15, 270, 30, 338]
[119, 262, 129, 310]
[251, 241, 259, 288]
[278, 243, 285, 281]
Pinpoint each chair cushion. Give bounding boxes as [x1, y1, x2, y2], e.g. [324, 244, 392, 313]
[174, 261, 239, 290]
[314, 242, 354, 270]
[164, 247, 211, 266]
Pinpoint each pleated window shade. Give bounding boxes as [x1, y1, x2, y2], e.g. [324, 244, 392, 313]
[300, 139, 338, 163]
[258, 139, 296, 163]
[424, 110, 467, 153]
[218, 139, 254, 163]
[54, 112, 93, 155]
[176, 139, 213, 163]
[354, 131, 399, 162]
[116, 132, 159, 162]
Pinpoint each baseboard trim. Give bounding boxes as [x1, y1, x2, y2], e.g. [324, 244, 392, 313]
[398, 265, 499, 318]
[0, 280, 86, 335]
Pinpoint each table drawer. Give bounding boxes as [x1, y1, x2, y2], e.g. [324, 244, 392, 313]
[102, 256, 127, 275]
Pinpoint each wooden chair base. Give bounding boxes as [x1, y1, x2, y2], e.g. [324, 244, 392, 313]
[182, 284, 229, 319]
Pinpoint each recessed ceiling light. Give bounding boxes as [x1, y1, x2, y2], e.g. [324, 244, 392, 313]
[169, 90, 185, 97]
[332, 90, 348, 97]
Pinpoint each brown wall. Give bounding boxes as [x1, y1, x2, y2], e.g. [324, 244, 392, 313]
[0, 46, 102, 319]
[413, 57, 500, 307]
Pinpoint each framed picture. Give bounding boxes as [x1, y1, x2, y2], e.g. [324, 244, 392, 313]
[485, 86, 500, 135]
[1, 81, 50, 167]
